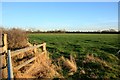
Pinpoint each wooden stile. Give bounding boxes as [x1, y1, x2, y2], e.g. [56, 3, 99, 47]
[0, 33, 47, 78]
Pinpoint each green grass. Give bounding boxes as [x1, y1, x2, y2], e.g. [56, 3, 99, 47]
[28, 33, 120, 79]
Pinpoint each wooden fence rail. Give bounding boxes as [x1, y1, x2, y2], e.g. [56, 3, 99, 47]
[10, 43, 47, 78]
[14, 52, 44, 71]
[11, 43, 46, 57]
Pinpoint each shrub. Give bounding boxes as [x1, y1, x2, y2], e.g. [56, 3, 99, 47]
[6, 28, 28, 50]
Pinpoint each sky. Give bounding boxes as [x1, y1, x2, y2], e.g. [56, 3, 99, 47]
[1, 0, 120, 2]
[0, 2, 118, 31]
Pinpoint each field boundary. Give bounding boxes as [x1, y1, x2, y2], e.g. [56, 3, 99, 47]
[0, 34, 47, 79]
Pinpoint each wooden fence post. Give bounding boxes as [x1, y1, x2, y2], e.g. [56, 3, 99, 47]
[33, 44, 37, 63]
[43, 43, 46, 53]
[3, 34, 8, 53]
[0, 29, 2, 46]
[7, 50, 14, 79]
[2, 34, 8, 78]
[0, 30, 2, 80]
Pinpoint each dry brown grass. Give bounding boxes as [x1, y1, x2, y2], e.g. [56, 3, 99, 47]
[13, 48, 63, 79]
[7, 28, 28, 50]
[29, 52, 63, 78]
[60, 55, 77, 74]
[83, 54, 113, 70]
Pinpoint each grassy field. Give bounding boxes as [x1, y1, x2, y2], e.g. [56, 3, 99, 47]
[28, 33, 120, 79]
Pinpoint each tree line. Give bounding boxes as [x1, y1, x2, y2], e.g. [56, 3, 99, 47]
[26, 29, 120, 34]
[0, 27, 119, 34]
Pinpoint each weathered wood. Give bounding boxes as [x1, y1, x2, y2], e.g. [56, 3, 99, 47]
[0, 34, 47, 78]
[0, 34, 7, 54]
[34, 44, 37, 64]
[14, 57, 36, 71]
[2, 34, 8, 79]
[0, 30, 2, 80]
[0, 47, 2, 80]
[0, 54, 7, 76]
[11, 44, 44, 57]
[3, 34, 7, 53]
[43, 43, 46, 53]
[0, 48, 2, 53]
[33, 44, 37, 54]
[1, 33, 47, 79]
[0, 30, 2, 46]
[14, 52, 44, 71]
[7, 50, 14, 79]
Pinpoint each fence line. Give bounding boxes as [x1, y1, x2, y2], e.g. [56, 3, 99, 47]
[11, 43, 46, 71]
[0, 34, 47, 79]
[10, 43, 46, 78]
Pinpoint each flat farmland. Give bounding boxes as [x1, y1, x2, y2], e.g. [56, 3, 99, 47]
[28, 33, 120, 79]
[28, 34, 119, 55]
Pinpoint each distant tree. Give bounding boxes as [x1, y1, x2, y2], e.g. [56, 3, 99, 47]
[37, 30, 41, 32]
[101, 29, 117, 33]
[97, 30, 101, 32]
[109, 29, 117, 32]
[48, 29, 66, 33]
[101, 30, 109, 32]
